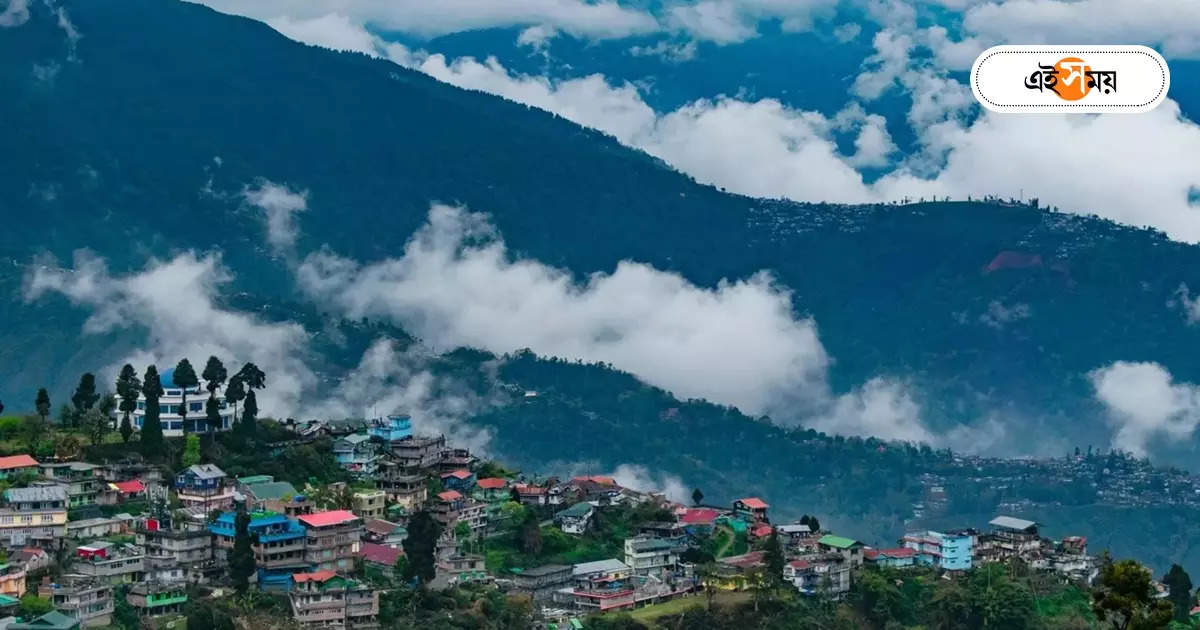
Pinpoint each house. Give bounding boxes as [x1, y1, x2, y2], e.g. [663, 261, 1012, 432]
[436, 554, 487, 587]
[128, 368, 232, 436]
[244, 481, 299, 513]
[901, 530, 973, 571]
[572, 559, 632, 581]
[750, 523, 774, 540]
[817, 535, 866, 568]
[126, 582, 187, 617]
[368, 414, 412, 443]
[708, 551, 766, 591]
[435, 448, 477, 474]
[333, 434, 381, 477]
[359, 543, 403, 578]
[623, 538, 680, 577]
[105, 480, 146, 503]
[174, 465, 234, 510]
[511, 564, 573, 601]
[12, 548, 50, 573]
[637, 521, 687, 541]
[362, 519, 406, 547]
[137, 517, 216, 584]
[211, 511, 308, 590]
[440, 469, 476, 492]
[513, 484, 548, 507]
[864, 548, 917, 568]
[473, 478, 509, 502]
[0, 455, 38, 480]
[322, 418, 370, 438]
[0, 564, 25, 597]
[67, 516, 128, 540]
[374, 460, 427, 509]
[73, 543, 145, 585]
[0, 485, 68, 546]
[983, 516, 1041, 560]
[38, 575, 113, 627]
[431, 491, 464, 527]
[733, 498, 769, 522]
[8, 611, 80, 630]
[351, 490, 386, 520]
[556, 502, 594, 535]
[290, 571, 379, 630]
[679, 508, 720, 534]
[297, 510, 363, 573]
[389, 435, 446, 470]
[784, 554, 851, 596]
[38, 463, 104, 508]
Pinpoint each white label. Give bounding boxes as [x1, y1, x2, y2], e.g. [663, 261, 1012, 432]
[971, 45, 1170, 113]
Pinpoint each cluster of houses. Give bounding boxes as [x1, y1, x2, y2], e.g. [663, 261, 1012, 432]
[0, 413, 1139, 630]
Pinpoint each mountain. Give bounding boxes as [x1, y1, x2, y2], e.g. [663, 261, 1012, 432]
[5, 0, 1200, 572]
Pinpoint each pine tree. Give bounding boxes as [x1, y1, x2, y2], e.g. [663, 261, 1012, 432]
[202, 356, 227, 437]
[764, 527, 785, 589]
[1164, 564, 1193, 622]
[34, 388, 51, 424]
[402, 511, 441, 584]
[172, 359, 199, 434]
[229, 510, 257, 594]
[70, 372, 100, 428]
[115, 364, 141, 444]
[241, 390, 258, 438]
[224, 376, 245, 425]
[205, 396, 222, 437]
[692, 487, 704, 506]
[141, 365, 165, 454]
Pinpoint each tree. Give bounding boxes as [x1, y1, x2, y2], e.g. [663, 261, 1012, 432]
[454, 520, 473, 553]
[1093, 558, 1173, 630]
[236, 362, 266, 390]
[115, 364, 141, 444]
[182, 434, 202, 466]
[202, 356, 227, 437]
[241, 390, 258, 438]
[34, 388, 50, 424]
[763, 527, 785, 589]
[205, 396, 222, 439]
[225, 375, 246, 425]
[70, 372, 100, 428]
[173, 358, 199, 434]
[692, 487, 704, 506]
[518, 508, 542, 555]
[82, 395, 115, 446]
[1163, 564, 1193, 622]
[141, 365, 165, 454]
[230, 509, 257, 594]
[401, 510, 441, 584]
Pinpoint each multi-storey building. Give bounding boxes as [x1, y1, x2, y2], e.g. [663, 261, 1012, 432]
[374, 460, 427, 509]
[901, 530, 974, 571]
[389, 435, 445, 471]
[137, 517, 217, 584]
[175, 464, 235, 510]
[37, 463, 104, 508]
[126, 582, 188, 617]
[333, 435, 380, 478]
[0, 455, 39, 480]
[351, 491, 386, 521]
[816, 535, 866, 568]
[39, 575, 113, 628]
[367, 414, 412, 443]
[0, 562, 26, 597]
[783, 554, 851, 596]
[0, 485, 68, 546]
[74, 542, 145, 585]
[128, 367, 233, 436]
[289, 571, 379, 630]
[298, 511, 363, 573]
[511, 564, 573, 601]
[981, 516, 1041, 561]
[623, 538, 680, 577]
[210, 511, 308, 590]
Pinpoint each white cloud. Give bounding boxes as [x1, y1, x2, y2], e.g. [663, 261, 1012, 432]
[1091, 361, 1200, 456]
[516, 24, 558, 52]
[267, 13, 382, 54]
[811, 377, 934, 443]
[242, 180, 309, 257]
[1171, 283, 1200, 325]
[23, 251, 315, 415]
[609, 464, 691, 504]
[979, 300, 1031, 329]
[0, 0, 29, 27]
[628, 39, 699, 63]
[297, 203, 831, 417]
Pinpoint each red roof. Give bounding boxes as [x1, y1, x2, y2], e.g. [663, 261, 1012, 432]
[571, 475, 616, 486]
[297, 510, 359, 527]
[437, 490, 463, 502]
[751, 524, 774, 538]
[788, 559, 810, 570]
[112, 480, 146, 494]
[681, 508, 720, 525]
[515, 484, 546, 495]
[879, 548, 916, 559]
[359, 542, 403, 566]
[0, 455, 37, 470]
[476, 477, 507, 490]
[738, 497, 769, 510]
[293, 570, 337, 583]
[441, 469, 472, 480]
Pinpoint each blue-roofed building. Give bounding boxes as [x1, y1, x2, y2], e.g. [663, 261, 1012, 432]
[368, 414, 413, 442]
[211, 511, 308, 590]
[129, 367, 233, 437]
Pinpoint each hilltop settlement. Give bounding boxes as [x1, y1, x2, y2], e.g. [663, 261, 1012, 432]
[0, 360, 1195, 630]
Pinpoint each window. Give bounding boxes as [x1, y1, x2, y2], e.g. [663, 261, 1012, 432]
[190, 402, 202, 412]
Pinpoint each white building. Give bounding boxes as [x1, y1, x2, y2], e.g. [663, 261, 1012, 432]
[129, 368, 233, 437]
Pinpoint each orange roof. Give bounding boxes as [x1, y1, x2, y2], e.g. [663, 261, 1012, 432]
[437, 490, 463, 502]
[572, 475, 616, 486]
[297, 510, 358, 527]
[112, 480, 146, 494]
[738, 497, 769, 510]
[751, 524, 774, 537]
[441, 469, 472, 480]
[293, 570, 337, 583]
[0, 455, 38, 470]
[515, 484, 546, 495]
[476, 478, 507, 490]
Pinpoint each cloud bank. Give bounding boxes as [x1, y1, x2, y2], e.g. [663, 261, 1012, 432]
[1091, 361, 1200, 457]
[242, 180, 309, 257]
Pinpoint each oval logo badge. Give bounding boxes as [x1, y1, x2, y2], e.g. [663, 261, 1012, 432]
[971, 45, 1170, 113]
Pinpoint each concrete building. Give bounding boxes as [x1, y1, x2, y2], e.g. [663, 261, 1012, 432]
[298, 511, 363, 573]
[211, 511, 308, 590]
[556, 502, 594, 535]
[129, 368, 232, 436]
[333, 435, 380, 478]
[175, 465, 235, 511]
[623, 538, 680, 576]
[0, 455, 38, 480]
[289, 571, 379, 630]
[137, 517, 217, 584]
[126, 582, 187, 617]
[512, 564, 572, 601]
[902, 530, 974, 571]
[367, 414, 412, 443]
[74, 542, 145, 585]
[0, 564, 26, 598]
[374, 460, 427, 509]
[39, 576, 113, 628]
[0, 485, 68, 546]
[817, 535, 866, 568]
[37, 463, 104, 508]
[389, 436, 445, 471]
[351, 491, 386, 521]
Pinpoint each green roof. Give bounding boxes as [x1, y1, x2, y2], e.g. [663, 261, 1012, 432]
[0, 593, 19, 606]
[247, 481, 297, 501]
[818, 535, 862, 549]
[557, 502, 593, 518]
[238, 475, 274, 485]
[11, 610, 80, 630]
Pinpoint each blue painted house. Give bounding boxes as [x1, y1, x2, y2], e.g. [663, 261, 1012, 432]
[332, 434, 381, 476]
[210, 511, 308, 590]
[901, 530, 974, 571]
[440, 469, 476, 492]
[369, 414, 413, 442]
